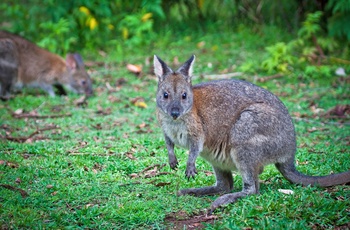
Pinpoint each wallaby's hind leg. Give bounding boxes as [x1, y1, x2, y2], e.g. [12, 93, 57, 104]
[210, 164, 260, 212]
[0, 39, 18, 99]
[178, 166, 233, 196]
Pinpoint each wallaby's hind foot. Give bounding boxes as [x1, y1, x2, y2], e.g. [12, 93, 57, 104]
[178, 185, 230, 197]
[209, 191, 251, 214]
[178, 167, 234, 196]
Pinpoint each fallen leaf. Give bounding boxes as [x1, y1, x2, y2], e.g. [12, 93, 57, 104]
[154, 182, 171, 187]
[197, 41, 205, 48]
[92, 123, 102, 130]
[6, 162, 19, 168]
[46, 184, 54, 189]
[79, 141, 88, 147]
[129, 173, 138, 178]
[93, 163, 103, 171]
[335, 67, 346, 76]
[278, 189, 294, 195]
[296, 160, 308, 165]
[310, 105, 324, 114]
[307, 127, 318, 133]
[126, 64, 142, 74]
[108, 95, 121, 103]
[14, 108, 24, 115]
[105, 81, 114, 90]
[126, 152, 136, 160]
[173, 56, 179, 66]
[74, 96, 87, 107]
[85, 203, 95, 208]
[135, 101, 147, 108]
[204, 170, 213, 176]
[116, 78, 127, 86]
[191, 223, 202, 227]
[325, 105, 350, 118]
[51, 191, 58, 196]
[131, 97, 147, 108]
[0, 184, 28, 198]
[15, 178, 21, 184]
[292, 112, 302, 118]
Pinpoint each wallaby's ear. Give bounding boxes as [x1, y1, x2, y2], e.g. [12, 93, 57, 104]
[154, 55, 172, 82]
[73, 53, 85, 68]
[66, 53, 85, 71]
[176, 55, 195, 82]
[66, 54, 77, 70]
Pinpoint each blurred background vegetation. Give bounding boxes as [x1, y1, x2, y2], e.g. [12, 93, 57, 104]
[1, 0, 350, 77]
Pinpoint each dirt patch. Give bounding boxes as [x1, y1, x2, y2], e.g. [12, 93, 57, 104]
[164, 210, 218, 229]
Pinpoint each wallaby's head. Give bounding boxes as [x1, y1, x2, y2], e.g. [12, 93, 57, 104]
[154, 55, 195, 120]
[66, 53, 93, 96]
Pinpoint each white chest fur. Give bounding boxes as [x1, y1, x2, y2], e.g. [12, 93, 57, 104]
[161, 118, 190, 149]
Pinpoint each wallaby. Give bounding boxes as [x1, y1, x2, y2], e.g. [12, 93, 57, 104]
[154, 55, 350, 212]
[0, 38, 18, 99]
[0, 31, 93, 99]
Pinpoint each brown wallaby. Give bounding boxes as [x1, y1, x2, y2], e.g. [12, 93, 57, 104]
[0, 31, 93, 99]
[154, 55, 350, 213]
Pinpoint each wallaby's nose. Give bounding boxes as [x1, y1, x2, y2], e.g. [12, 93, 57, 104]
[171, 108, 180, 119]
[85, 88, 93, 97]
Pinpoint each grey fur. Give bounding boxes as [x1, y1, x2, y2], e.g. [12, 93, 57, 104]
[154, 55, 350, 213]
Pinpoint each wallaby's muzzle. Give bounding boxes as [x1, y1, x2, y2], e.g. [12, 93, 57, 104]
[170, 107, 180, 119]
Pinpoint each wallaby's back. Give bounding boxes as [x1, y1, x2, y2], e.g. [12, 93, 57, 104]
[0, 31, 93, 97]
[0, 31, 66, 84]
[192, 80, 296, 169]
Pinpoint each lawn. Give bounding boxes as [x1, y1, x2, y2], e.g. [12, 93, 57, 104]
[1, 30, 349, 229]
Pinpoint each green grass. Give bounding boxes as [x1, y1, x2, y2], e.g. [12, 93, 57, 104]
[1, 28, 350, 229]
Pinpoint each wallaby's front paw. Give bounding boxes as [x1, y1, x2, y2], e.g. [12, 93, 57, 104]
[185, 163, 197, 179]
[169, 155, 178, 169]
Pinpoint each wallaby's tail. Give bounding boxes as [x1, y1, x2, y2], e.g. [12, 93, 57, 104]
[275, 161, 350, 187]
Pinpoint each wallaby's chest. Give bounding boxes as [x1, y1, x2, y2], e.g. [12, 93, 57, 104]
[161, 118, 190, 149]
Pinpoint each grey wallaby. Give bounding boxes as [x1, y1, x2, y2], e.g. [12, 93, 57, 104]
[0, 31, 93, 99]
[154, 54, 350, 212]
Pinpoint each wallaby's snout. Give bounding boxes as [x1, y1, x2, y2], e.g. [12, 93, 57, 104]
[170, 107, 180, 120]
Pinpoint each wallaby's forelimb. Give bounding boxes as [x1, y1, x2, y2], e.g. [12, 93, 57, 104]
[165, 135, 178, 169]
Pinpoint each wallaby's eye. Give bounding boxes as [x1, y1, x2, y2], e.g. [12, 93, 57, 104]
[81, 80, 86, 85]
[182, 92, 187, 99]
[163, 92, 169, 99]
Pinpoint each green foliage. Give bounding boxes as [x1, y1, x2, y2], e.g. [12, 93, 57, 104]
[259, 11, 342, 80]
[118, 11, 155, 47]
[1, 0, 350, 58]
[298, 11, 323, 39]
[261, 42, 295, 74]
[37, 19, 77, 54]
[0, 0, 163, 54]
[326, 0, 350, 40]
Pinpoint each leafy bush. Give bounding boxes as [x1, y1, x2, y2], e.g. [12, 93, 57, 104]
[0, 0, 163, 54]
[259, 11, 341, 80]
[326, 0, 350, 40]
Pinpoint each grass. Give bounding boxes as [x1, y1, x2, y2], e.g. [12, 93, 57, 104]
[1, 28, 350, 229]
